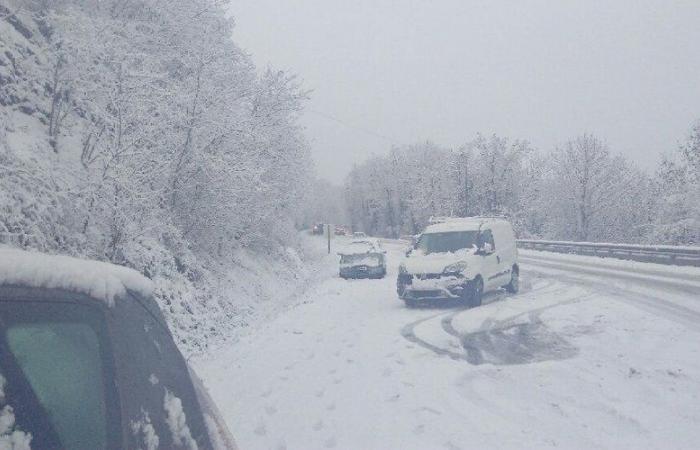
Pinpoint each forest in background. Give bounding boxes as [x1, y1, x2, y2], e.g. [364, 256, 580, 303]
[344, 128, 700, 245]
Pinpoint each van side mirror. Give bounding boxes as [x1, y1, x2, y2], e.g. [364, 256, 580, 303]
[479, 242, 494, 255]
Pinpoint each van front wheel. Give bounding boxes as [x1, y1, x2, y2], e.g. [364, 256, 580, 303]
[505, 267, 519, 294]
[468, 277, 483, 307]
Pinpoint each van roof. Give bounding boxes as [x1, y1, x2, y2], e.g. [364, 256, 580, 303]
[0, 246, 154, 307]
[423, 217, 511, 234]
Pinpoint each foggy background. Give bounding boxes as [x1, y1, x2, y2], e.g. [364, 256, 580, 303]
[229, 0, 700, 183]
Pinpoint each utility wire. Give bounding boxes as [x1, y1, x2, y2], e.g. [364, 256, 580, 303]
[307, 109, 400, 146]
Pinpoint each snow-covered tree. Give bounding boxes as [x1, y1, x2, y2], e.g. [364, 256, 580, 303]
[1, 0, 315, 352]
[650, 122, 700, 244]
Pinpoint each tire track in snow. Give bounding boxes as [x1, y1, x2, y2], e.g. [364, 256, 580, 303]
[523, 267, 700, 333]
[400, 277, 587, 364]
[520, 257, 700, 297]
[520, 251, 700, 284]
[400, 311, 471, 362]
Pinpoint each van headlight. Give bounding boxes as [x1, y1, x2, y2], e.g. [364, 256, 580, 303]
[442, 261, 468, 276]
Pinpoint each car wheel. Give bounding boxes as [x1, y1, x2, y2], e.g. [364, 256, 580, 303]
[397, 281, 406, 297]
[469, 277, 483, 307]
[404, 299, 416, 308]
[505, 267, 519, 294]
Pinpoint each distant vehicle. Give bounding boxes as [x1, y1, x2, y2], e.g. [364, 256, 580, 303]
[0, 247, 237, 450]
[338, 239, 387, 279]
[352, 231, 367, 238]
[348, 237, 382, 253]
[312, 223, 325, 235]
[397, 217, 519, 308]
[335, 225, 349, 236]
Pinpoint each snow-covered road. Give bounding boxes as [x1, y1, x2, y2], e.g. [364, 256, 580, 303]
[194, 242, 700, 450]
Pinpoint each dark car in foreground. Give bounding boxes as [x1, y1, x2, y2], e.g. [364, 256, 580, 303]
[0, 247, 237, 450]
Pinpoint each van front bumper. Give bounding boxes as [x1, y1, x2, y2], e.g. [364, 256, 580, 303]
[398, 274, 470, 300]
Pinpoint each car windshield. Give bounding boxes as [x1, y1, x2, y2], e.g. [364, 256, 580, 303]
[417, 231, 479, 255]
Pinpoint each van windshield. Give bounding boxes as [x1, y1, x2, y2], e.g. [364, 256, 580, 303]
[417, 231, 479, 254]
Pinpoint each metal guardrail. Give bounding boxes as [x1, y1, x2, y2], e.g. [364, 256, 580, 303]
[517, 239, 700, 268]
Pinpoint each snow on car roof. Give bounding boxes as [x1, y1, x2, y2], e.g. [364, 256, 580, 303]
[338, 239, 381, 255]
[0, 246, 153, 306]
[424, 217, 507, 234]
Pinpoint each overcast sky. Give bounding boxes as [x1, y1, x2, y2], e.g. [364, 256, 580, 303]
[228, 0, 700, 183]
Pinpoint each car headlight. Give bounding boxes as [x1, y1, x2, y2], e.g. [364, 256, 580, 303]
[442, 261, 468, 276]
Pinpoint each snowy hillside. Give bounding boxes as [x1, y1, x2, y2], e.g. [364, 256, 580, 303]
[0, 0, 315, 354]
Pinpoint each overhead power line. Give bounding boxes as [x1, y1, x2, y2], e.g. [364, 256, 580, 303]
[307, 109, 400, 146]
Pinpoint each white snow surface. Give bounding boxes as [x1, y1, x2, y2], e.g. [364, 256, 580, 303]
[194, 242, 700, 450]
[0, 375, 32, 450]
[0, 246, 153, 306]
[163, 390, 198, 450]
[204, 415, 228, 450]
[130, 412, 159, 450]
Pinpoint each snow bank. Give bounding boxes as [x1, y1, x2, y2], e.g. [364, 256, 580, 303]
[0, 246, 153, 306]
[167, 234, 334, 357]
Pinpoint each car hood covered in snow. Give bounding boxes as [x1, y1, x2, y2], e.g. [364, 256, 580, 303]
[402, 248, 475, 274]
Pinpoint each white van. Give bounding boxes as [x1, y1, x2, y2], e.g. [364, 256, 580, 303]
[397, 217, 519, 307]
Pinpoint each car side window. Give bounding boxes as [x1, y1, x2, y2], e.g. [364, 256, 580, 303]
[0, 345, 59, 449]
[6, 323, 108, 450]
[0, 298, 120, 450]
